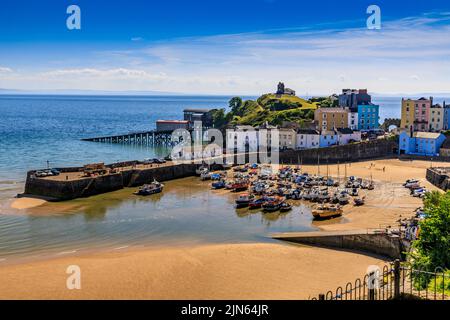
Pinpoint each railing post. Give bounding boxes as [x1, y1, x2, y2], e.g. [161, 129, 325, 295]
[318, 294, 325, 301]
[394, 259, 401, 299]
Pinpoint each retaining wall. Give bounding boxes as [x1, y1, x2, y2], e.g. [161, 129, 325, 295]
[426, 167, 450, 191]
[279, 139, 398, 164]
[273, 232, 404, 259]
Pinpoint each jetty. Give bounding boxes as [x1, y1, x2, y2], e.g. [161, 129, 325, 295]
[81, 129, 182, 146]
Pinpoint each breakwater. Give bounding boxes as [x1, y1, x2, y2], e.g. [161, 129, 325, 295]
[23, 162, 201, 201]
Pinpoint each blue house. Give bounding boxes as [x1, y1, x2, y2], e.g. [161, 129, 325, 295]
[399, 131, 446, 156]
[443, 102, 450, 130]
[319, 131, 338, 148]
[358, 103, 379, 130]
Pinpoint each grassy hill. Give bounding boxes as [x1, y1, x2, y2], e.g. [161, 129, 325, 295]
[257, 94, 319, 110]
[213, 94, 319, 128]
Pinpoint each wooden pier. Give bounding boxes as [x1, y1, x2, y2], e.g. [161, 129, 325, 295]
[81, 130, 184, 146]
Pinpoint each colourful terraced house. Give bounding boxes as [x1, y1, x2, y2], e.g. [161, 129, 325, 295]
[357, 103, 379, 130]
[399, 131, 446, 156]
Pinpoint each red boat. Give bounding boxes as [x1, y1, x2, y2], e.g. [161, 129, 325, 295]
[249, 197, 266, 209]
[232, 181, 249, 192]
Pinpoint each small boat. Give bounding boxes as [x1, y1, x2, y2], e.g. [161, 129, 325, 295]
[318, 188, 331, 202]
[338, 192, 350, 205]
[225, 181, 234, 190]
[200, 171, 212, 181]
[232, 180, 249, 192]
[353, 197, 365, 206]
[210, 173, 222, 180]
[212, 180, 226, 189]
[312, 204, 343, 220]
[134, 180, 164, 196]
[249, 198, 266, 209]
[291, 189, 302, 200]
[236, 193, 254, 208]
[403, 179, 419, 187]
[279, 202, 292, 212]
[262, 197, 283, 212]
[196, 165, 209, 175]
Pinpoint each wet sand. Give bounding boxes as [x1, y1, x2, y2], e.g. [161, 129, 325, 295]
[10, 198, 47, 210]
[0, 242, 387, 300]
[1, 158, 447, 299]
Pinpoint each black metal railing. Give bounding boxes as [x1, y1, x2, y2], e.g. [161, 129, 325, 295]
[312, 260, 449, 300]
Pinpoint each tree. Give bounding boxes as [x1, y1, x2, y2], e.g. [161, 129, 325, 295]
[411, 191, 450, 272]
[229, 97, 243, 115]
[210, 109, 226, 128]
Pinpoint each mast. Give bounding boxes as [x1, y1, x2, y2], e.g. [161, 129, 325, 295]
[337, 161, 340, 184]
[300, 156, 303, 174]
[327, 159, 329, 179]
[344, 163, 347, 181]
[317, 154, 320, 176]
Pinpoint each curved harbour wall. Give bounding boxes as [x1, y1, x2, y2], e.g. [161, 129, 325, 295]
[24, 163, 198, 201]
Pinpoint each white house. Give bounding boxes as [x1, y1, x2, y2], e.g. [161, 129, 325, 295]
[348, 111, 359, 130]
[227, 125, 259, 152]
[429, 104, 444, 132]
[336, 128, 362, 145]
[296, 129, 320, 149]
[279, 128, 297, 150]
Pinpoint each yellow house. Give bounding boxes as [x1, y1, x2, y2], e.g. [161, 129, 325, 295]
[401, 99, 415, 131]
[314, 108, 349, 131]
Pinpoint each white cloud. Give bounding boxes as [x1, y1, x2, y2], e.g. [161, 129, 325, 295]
[2, 12, 450, 95]
[41, 68, 167, 80]
[0, 67, 13, 73]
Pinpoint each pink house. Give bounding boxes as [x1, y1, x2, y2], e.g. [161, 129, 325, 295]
[413, 97, 432, 131]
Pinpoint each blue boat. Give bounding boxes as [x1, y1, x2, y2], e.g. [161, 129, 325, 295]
[212, 180, 226, 189]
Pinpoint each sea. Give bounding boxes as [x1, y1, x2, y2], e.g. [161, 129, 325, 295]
[0, 94, 447, 262]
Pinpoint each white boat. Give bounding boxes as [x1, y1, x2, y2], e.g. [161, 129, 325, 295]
[196, 166, 209, 176]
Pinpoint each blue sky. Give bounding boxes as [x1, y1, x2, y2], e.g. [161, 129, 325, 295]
[1, 0, 450, 95]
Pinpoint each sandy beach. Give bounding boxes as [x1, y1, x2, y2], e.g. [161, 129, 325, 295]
[0, 242, 387, 300]
[1, 158, 447, 299]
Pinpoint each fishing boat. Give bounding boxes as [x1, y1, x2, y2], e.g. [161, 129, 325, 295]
[350, 188, 359, 196]
[232, 180, 249, 192]
[212, 180, 226, 189]
[262, 197, 283, 212]
[196, 165, 209, 176]
[249, 197, 266, 209]
[338, 191, 350, 205]
[134, 180, 164, 196]
[303, 190, 313, 201]
[312, 204, 343, 220]
[353, 197, 365, 206]
[210, 173, 222, 180]
[235, 193, 254, 208]
[318, 188, 331, 203]
[279, 202, 292, 212]
[200, 171, 212, 181]
[291, 189, 302, 200]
